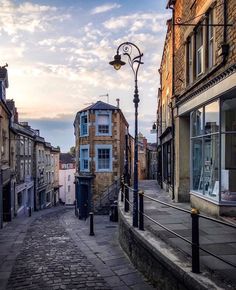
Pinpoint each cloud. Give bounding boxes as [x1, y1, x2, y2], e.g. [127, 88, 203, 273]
[103, 13, 169, 33]
[0, 0, 70, 35]
[90, 3, 121, 15]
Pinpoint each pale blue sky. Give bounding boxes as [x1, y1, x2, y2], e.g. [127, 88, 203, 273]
[0, 0, 170, 151]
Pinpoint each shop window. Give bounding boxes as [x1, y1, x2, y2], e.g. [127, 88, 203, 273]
[191, 100, 220, 201]
[221, 98, 236, 202]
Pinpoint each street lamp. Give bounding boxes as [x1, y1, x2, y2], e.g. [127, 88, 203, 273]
[109, 42, 143, 228]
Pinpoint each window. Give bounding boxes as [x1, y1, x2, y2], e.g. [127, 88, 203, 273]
[20, 136, 24, 155]
[191, 100, 220, 201]
[29, 140, 32, 156]
[207, 9, 214, 69]
[186, 36, 193, 85]
[68, 175, 70, 181]
[20, 161, 24, 180]
[196, 25, 203, 76]
[80, 112, 88, 136]
[24, 138, 28, 156]
[96, 112, 112, 136]
[68, 185, 70, 192]
[95, 145, 112, 172]
[80, 145, 89, 171]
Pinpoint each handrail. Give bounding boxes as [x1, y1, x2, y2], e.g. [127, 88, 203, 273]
[120, 185, 236, 271]
[143, 194, 190, 214]
[143, 213, 192, 245]
[142, 193, 236, 229]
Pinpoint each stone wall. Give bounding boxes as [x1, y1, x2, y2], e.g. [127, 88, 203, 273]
[118, 202, 221, 290]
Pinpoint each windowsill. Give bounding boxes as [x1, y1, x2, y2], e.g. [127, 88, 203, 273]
[95, 169, 112, 173]
[190, 191, 236, 206]
[185, 64, 217, 92]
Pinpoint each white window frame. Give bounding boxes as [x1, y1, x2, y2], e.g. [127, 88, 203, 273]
[95, 111, 112, 136]
[195, 25, 204, 77]
[80, 111, 88, 137]
[80, 144, 90, 172]
[95, 144, 113, 172]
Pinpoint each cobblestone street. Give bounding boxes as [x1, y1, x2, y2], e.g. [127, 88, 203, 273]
[6, 209, 110, 290]
[1, 208, 154, 290]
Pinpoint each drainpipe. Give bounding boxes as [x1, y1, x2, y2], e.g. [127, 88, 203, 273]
[168, 3, 175, 200]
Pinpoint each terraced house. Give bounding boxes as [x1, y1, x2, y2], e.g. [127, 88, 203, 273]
[158, 0, 236, 216]
[74, 101, 129, 218]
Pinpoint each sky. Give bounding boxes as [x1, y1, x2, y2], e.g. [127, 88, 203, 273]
[0, 0, 170, 152]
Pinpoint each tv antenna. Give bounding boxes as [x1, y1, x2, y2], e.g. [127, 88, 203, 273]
[99, 93, 109, 103]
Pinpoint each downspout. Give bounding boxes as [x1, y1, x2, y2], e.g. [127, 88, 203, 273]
[169, 3, 175, 200]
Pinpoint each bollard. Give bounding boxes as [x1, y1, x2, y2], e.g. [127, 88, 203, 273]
[89, 212, 95, 236]
[139, 191, 144, 231]
[28, 206, 32, 217]
[121, 176, 124, 202]
[124, 184, 129, 212]
[191, 208, 200, 273]
[74, 200, 78, 217]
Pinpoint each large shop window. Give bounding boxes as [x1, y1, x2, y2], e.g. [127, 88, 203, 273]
[191, 98, 236, 203]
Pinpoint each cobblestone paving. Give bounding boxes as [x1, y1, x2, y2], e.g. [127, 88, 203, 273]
[6, 210, 110, 290]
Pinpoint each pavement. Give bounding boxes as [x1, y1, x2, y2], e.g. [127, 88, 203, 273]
[0, 206, 154, 290]
[137, 180, 236, 290]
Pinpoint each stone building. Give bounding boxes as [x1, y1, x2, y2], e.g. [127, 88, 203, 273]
[59, 153, 75, 205]
[10, 119, 35, 217]
[138, 133, 148, 180]
[157, 19, 174, 197]
[51, 147, 60, 205]
[161, 0, 236, 216]
[74, 101, 128, 218]
[0, 66, 12, 227]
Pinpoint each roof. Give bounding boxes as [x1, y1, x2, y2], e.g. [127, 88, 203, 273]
[60, 153, 75, 164]
[79, 101, 118, 113]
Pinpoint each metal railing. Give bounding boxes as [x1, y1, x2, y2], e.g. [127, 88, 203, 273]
[120, 181, 236, 273]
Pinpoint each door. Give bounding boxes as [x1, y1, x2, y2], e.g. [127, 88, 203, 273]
[80, 184, 89, 219]
[3, 182, 11, 222]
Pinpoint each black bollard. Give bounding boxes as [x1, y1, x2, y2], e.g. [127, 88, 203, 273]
[89, 212, 95, 236]
[28, 206, 32, 217]
[191, 208, 200, 273]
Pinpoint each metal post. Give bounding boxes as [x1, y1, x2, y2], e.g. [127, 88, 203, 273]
[89, 212, 95, 236]
[191, 208, 200, 273]
[121, 176, 124, 202]
[74, 199, 78, 217]
[133, 81, 139, 228]
[139, 191, 144, 230]
[124, 133, 129, 212]
[28, 206, 32, 217]
[124, 184, 129, 212]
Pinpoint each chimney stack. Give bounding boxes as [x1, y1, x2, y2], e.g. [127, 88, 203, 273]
[116, 98, 120, 108]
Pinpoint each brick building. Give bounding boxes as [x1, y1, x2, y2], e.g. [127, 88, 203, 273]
[161, 0, 236, 216]
[74, 101, 128, 218]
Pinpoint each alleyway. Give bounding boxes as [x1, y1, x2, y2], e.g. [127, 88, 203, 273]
[0, 208, 154, 290]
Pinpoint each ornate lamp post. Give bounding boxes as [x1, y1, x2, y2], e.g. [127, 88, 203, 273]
[109, 42, 143, 227]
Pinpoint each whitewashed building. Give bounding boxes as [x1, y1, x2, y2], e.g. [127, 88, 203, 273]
[59, 153, 75, 205]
